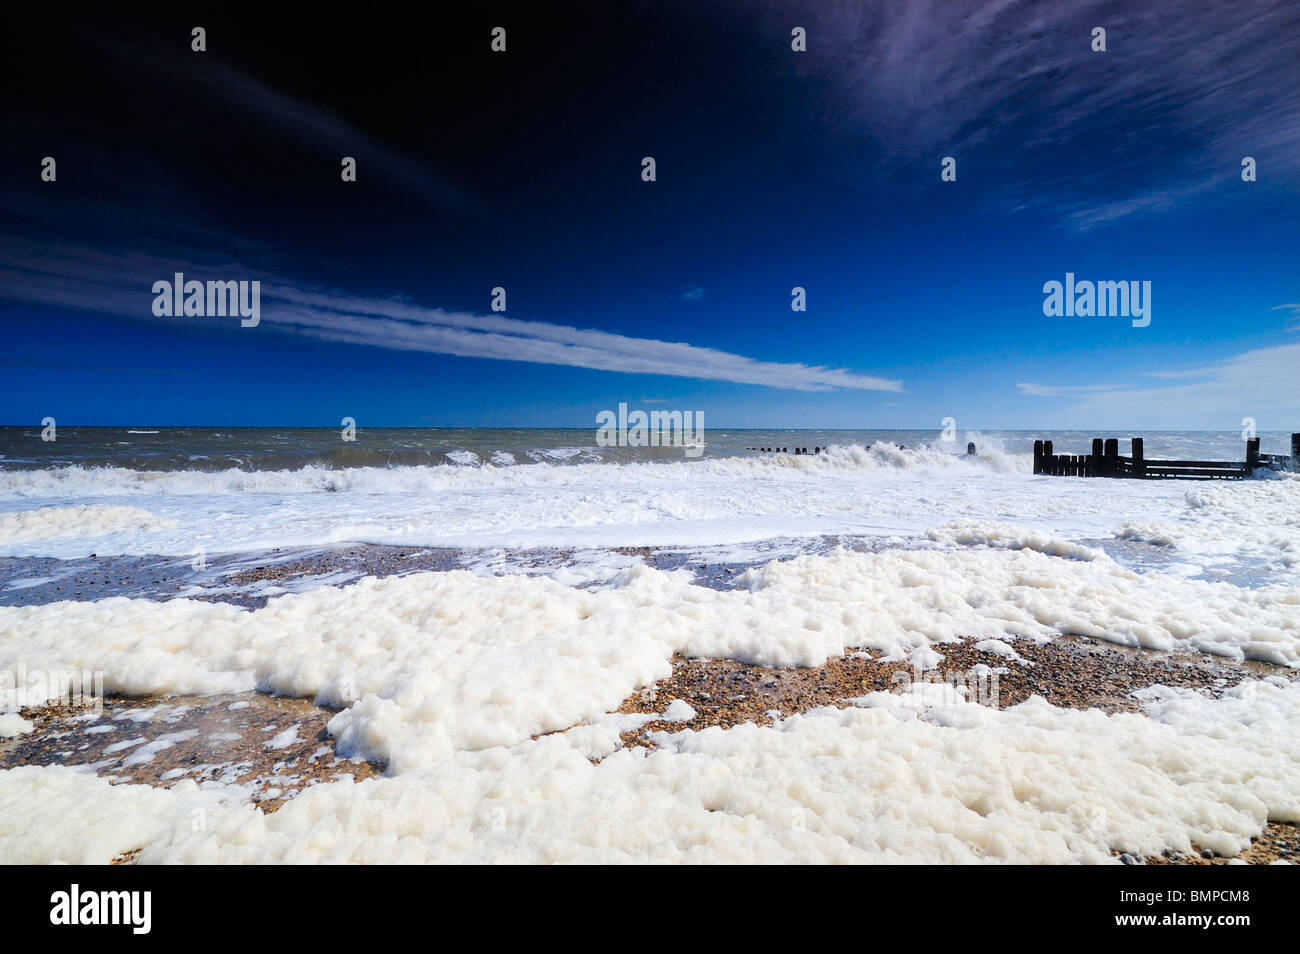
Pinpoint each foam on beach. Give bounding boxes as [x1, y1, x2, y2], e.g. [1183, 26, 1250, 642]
[3, 678, 1298, 863]
[3, 537, 1298, 772]
[2, 446, 1299, 862]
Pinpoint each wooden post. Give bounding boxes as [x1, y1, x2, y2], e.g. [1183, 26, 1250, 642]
[1246, 437, 1260, 472]
[1131, 438, 1144, 478]
[967, 442, 976, 456]
[1033, 440, 1044, 474]
[1090, 438, 1103, 476]
[1043, 441, 1054, 475]
[1292, 434, 1300, 472]
[1104, 438, 1118, 476]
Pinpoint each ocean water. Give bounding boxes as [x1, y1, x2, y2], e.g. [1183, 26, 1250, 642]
[0, 425, 1286, 471]
[0, 427, 1296, 580]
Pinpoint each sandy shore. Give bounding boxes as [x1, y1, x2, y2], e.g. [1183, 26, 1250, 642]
[2, 541, 1297, 864]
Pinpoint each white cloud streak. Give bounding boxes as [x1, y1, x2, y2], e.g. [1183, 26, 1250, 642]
[0, 241, 900, 393]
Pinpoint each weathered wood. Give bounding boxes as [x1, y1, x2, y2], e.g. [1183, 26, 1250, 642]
[1141, 459, 1250, 469]
[1104, 439, 1118, 475]
[1033, 435, 1276, 480]
[1293, 434, 1300, 471]
[1143, 466, 1245, 479]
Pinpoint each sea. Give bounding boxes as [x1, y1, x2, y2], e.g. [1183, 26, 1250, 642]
[0, 426, 1296, 580]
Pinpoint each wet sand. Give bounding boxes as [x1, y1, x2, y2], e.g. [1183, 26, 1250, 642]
[0, 536, 932, 609]
[0, 692, 380, 813]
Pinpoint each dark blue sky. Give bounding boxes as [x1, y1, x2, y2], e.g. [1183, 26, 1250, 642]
[3, 1, 1299, 429]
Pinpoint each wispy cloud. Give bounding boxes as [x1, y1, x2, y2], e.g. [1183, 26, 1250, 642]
[783, 0, 1300, 228]
[0, 240, 901, 393]
[90, 31, 470, 211]
[1018, 339, 1300, 422]
[1273, 303, 1300, 329]
[263, 288, 900, 391]
[1015, 381, 1116, 399]
[681, 287, 706, 302]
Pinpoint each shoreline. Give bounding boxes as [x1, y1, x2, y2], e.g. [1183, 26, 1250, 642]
[0, 529, 1228, 613]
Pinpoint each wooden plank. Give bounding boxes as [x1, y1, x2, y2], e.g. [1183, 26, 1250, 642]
[1131, 438, 1145, 478]
[1142, 459, 1252, 468]
[1144, 467, 1247, 475]
[1143, 467, 1246, 478]
[1033, 440, 1044, 474]
[1091, 439, 1103, 476]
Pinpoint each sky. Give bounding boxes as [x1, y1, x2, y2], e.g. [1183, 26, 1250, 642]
[2, 0, 1299, 430]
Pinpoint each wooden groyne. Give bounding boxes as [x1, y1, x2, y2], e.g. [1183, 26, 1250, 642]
[747, 442, 979, 456]
[1034, 435, 1300, 479]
